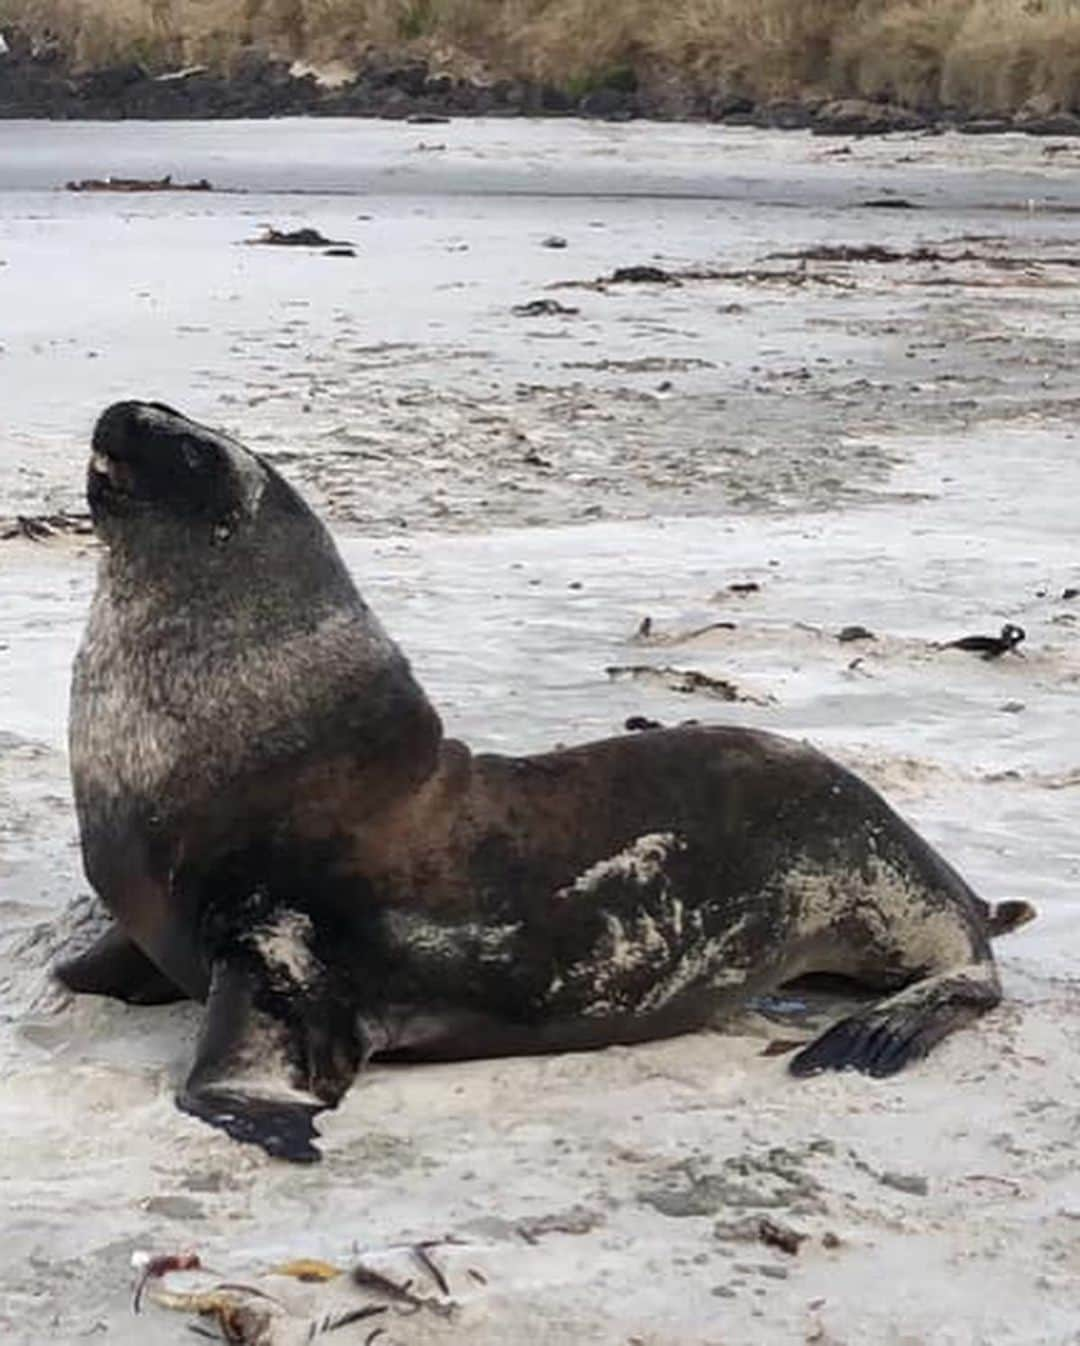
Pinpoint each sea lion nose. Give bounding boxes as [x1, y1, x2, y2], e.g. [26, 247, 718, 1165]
[92, 401, 184, 461]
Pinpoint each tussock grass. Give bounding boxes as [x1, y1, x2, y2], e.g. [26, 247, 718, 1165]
[4, 0, 1080, 114]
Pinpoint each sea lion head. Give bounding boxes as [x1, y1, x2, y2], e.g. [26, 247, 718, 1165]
[86, 398, 363, 617]
[88, 400, 277, 549]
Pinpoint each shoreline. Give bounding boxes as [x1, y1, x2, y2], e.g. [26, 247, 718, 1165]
[3, 43, 1080, 137]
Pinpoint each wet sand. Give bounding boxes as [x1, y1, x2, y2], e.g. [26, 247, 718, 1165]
[0, 120, 1078, 1344]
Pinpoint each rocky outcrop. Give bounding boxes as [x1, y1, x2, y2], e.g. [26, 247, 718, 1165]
[2, 26, 1080, 133]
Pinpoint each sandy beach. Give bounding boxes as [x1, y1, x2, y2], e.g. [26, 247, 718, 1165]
[1, 119, 1078, 1344]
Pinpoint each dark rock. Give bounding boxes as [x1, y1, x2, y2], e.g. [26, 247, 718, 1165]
[512, 298, 578, 317]
[387, 61, 429, 97]
[716, 100, 760, 126]
[957, 117, 1015, 135]
[579, 87, 635, 119]
[813, 98, 927, 136]
[609, 264, 677, 284]
[490, 78, 530, 110]
[250, 226, 352, 248]
[625, 716, 663, 732]
[74, 61, 149, 101]
[1016, 112, 1080, 136]
[756, 99, 815, 131]
[540, 84, 574, 113]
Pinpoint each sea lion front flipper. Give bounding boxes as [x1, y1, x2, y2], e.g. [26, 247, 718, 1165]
[177, 907, 364, 1163]
[788, 962, 1001, 1079]
[54, 922, 188, 1006]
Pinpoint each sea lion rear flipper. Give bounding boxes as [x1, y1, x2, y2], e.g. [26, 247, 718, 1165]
[788, 962, 1001, 1079]
[54, 922, 188, 1006]
[177, 908, 363, 1163]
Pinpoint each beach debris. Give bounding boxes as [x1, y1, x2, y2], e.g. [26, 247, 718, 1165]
[541, 235, 568, 248]
[131, 1249, 203, 1313]
[516, 1207, 604, 1243]
[311, 1305, 389, 1336]
[138, 1242, 464, 1339]
[757, 1217, 809, 1255]
[350, 1262, 422, 1306]
[511, 298, 579, 317]
[350, 1254, 457, 1318]
[150, 1284, 279, 1342]
[631, 617, 737, 645]
[611, 264, 678, 284]
[771, 243, 1080, 270]
[606, 664, 773, 704]
[1, 511, 93, 541]
[1062, 586, 1078, 600]
[836, 624, 875, 642]
[878, 1170, 929, 1196]
[323, 247, 357, 258]
[713, 1214, 809, 1254]
[271, 1259, 342, 1283]
[248, 227, 353, 249]
[625, 715, 663, 731]
[727, 580, 761, 595]
[65, 174, 213, 192]
[944, 622, 1025, 658]
[410, 1243, 450, 1296]
[858, 197, 919, 209]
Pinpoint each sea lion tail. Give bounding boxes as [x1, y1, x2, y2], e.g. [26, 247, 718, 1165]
[983, 899, 1038, 938]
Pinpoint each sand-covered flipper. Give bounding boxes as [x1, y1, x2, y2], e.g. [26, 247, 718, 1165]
[788, 961, 1001, 1079]
[177, 904, 363, 1163]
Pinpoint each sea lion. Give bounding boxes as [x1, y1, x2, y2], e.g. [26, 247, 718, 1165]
[58, 400, 1033, 1162]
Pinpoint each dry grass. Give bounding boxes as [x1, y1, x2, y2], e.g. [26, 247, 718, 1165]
[3, 0, 1080, 113]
